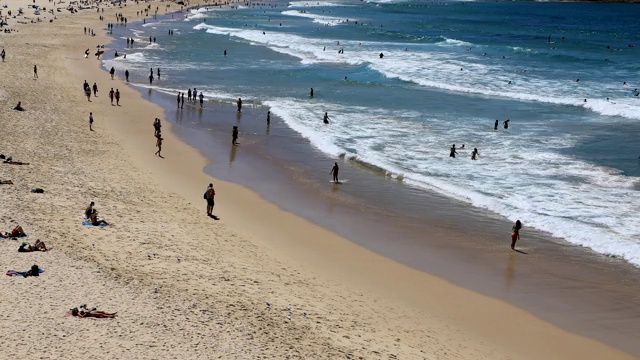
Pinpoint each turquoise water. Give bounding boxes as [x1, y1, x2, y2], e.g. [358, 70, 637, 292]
[105, 0, 640, 265]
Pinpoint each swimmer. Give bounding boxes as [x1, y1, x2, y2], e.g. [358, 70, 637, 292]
[323, 112, 330, 124]
[471, 148, 479, 160]
[449, 144, 457, 158]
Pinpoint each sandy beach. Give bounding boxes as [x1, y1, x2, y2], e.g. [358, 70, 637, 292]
[0, 1, 636, 359]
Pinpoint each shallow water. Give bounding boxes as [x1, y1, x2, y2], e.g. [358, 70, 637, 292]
[104, 0, 640, 265]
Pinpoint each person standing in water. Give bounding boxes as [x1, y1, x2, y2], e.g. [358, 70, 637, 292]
[330, 162, 339, 183]
[199, 92, 204, 108]
[310, 88, 314, 97]
[237, 98, 242, 112]
[511, 220, 522, 250]
[232, 126, 239, 145]
[494, 119, 499, 130]
[266, 111, 271, 125]
[504, 119, 510, 129]
[449, 144, 457, 158]
[125, 69, 130, 82]
[471, 148, 479, 160]
[176, 92, 181, 108]
[323, 112, 330, 124]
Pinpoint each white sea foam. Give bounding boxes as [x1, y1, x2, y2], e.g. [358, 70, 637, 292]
[195, 23, 640, 121]
[288, 1, 352, 7]
[281, 9, 350, 26]
[264, 97, 640, 266]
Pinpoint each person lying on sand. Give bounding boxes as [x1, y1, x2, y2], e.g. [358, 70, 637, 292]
[18, 239, 47, 252]
[3, 157, 29, 165]
[0, 180, 13, 184]
[1, 225, 26, 238]
[71, 307, 117, 319]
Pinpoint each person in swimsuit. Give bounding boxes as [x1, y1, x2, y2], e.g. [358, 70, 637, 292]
[1, 225, 25, 237]
[18, 240, 47, 252]
[471, 148, 479, 160]
[323, 112, 330, 124]
[330, 162, 340, 183]
[85, 201, 95, 219]
[71, 307, 117, 318]
[204, 183, 216, 217]
[511, 220, 522, 250]
[449, 144, 457, 158]
[232, 126, 238, 145]
[90, 211, 109, 226]
[237, 98, 242, 112]
[494, 119, 499, 130]
[155, 134, 163, 157]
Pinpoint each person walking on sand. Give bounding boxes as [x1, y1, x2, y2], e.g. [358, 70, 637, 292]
[471, 147, 479, 160]
[204, 183, 216, 218]
[1, 49, 5, 62]
[511, 220, 522, 250]
[115, 89, 120, 106]
[89, 112, 94, 131]
[109, 88, 115, 105]
[155, 134, 163, 157]
[33, 65, 38, 79]
[232, 126, 239, 145]
[449, 144, 457, 158]
[330, 162, 340, 183]
[237, 98, 242, 112]
[153, 118, 161, 136]
[125, 69, 129, 82]
[92, 82, 98, 97]
[110, 67, 115, 80]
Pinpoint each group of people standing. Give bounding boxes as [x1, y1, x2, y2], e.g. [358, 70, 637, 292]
[175, 88, 205, 109]
[153, 118, 163, 157]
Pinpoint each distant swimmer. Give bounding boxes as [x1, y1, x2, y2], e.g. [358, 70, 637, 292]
[471, 148, 479, 160]
[575, 78, 580, 82]
[511, 220, 522, 250]
[623, 81, 628, 86]
[494, 119, 499, 130]
[449, 144, 457, 158]
[310, 87, 314, 97]
[330, 162, 340, 183]
[379, 52, 384, 59]
[237, 98, 242, 112]
[508, 81, 512, 84]
[460, 144, 465, 149]
[503, 119, 510, 129]
[323, 112, 330, 124]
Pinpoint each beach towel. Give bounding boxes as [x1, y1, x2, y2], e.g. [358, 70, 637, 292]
[6, 268, 44, 277]
[82, 221, 108, 227]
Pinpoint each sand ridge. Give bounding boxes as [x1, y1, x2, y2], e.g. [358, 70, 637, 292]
[0, 1, 635, 359]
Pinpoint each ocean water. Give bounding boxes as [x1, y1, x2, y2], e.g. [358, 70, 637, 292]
[104, 0, 640, 265]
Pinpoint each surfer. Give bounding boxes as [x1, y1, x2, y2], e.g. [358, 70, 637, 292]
[449, 144, 457, 158]
[330, 162, 339, 183]
[494, 119, 499, 130]
[471, 148, 479, 160]
[323, 112, 330, 124]
[511, 220, 522, 250]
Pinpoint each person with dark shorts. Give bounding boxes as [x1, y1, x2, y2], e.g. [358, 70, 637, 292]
[232, 126, 238, 145]
[204, 183, 216, 217]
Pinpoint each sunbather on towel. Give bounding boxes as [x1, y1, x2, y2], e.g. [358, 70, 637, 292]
[89, 212, 108, 226]
[71, 307, 117, 318]
[0, 180, 13, 184]
[18, 239, 47, 252]
[1, 225, 25, 237]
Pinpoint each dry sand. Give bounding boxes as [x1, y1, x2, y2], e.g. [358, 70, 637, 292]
[0, 1, 635, 359]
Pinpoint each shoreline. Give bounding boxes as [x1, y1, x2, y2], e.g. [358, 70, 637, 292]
[0, 1, 637, 359]
[116, 9, 640, 356]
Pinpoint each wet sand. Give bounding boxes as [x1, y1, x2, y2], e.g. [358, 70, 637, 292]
[137, 85, 640, 356]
